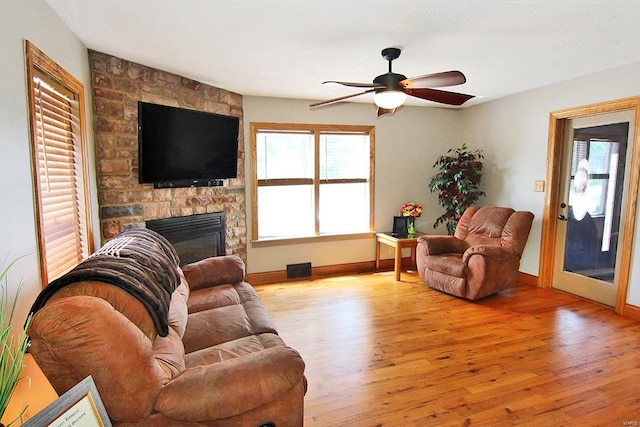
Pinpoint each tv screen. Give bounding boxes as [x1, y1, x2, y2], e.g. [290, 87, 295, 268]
[138, 102, 239, 187]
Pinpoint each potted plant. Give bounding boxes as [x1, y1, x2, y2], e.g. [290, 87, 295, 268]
[0, 255, 30, 426]
[428, 144, 485, 235]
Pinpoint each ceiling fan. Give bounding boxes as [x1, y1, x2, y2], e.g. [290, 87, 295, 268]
[310, 47, 474, 116]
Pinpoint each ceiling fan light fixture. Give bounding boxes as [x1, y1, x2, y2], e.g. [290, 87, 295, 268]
[373, 90, 407, 109]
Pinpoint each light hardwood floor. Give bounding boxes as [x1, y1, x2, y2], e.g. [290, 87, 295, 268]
[254, 271, 640, 427]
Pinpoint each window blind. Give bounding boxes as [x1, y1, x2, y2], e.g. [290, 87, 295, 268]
[31, 72, 88, 282]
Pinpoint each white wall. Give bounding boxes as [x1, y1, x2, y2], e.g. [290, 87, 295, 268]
[243, 97, 461, 273]
[0, 2, 98, 324]
[460, 62, 640, 302]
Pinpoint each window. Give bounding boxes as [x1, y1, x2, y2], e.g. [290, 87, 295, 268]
[251, 123, 374, 241]
[25, 41, 94, 283]
[570, 135, 625, 218]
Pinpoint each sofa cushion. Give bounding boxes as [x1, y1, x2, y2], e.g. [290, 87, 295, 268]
[182, 256, 245, 291]
[185, 333, 286, 367]
[187, 284, 241, 313]
[155, 346, 306, 422]
[422, 253, 467, 278]
[183, 305, 254, 353]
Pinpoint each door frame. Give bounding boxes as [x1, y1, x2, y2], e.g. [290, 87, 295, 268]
[539, 96, 640, 315]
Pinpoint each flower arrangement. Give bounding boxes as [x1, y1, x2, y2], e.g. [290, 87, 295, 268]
[399, 202, 423, 218]
[399, 202, 423, 235]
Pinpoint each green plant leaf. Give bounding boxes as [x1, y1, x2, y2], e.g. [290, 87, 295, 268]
[428, 145, 485, 234]
[0, 254, 30, 420]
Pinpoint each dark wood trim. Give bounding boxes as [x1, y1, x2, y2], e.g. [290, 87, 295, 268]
[247, 260, 381, 285]
[623, 303, 640, 321]
[247, 260, 538, 287]
[518, 271, 538, 287]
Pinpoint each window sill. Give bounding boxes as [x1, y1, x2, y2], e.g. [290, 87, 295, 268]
[251, 231, 376, 248]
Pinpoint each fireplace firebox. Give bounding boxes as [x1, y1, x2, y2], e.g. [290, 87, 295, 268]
[146, 212, 225, 266]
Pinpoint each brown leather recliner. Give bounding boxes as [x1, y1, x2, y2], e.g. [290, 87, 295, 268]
[416, 206, 534, 300]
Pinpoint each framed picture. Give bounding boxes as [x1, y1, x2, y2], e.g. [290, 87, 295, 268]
[392, 216, 408, 236]
[23, 376, 112, 427]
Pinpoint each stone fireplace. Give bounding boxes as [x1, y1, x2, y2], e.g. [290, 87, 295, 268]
[89, 50, 246, 261]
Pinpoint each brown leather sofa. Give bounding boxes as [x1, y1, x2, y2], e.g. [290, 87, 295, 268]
[416, 206, 534, 300]
[27, 229, 306, 427]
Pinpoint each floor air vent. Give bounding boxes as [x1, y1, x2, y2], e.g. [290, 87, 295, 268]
[287, 262, 312, 279]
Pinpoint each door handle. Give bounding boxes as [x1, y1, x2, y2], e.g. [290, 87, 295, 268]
[558, 214, 568, 221]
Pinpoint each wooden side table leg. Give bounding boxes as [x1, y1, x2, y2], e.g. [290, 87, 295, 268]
[375, 238, 381, 272]
[411, 244, 417, 269]
[394, 243, 402, 281]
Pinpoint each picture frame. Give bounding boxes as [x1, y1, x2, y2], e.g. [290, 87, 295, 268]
[23, 376, 112, 427]
[392, 216, 408, 236]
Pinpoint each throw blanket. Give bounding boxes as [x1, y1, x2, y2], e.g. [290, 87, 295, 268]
[29, 228, 181, 337]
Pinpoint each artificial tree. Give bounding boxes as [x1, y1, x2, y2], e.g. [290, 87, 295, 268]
[428, 144, 485, 234]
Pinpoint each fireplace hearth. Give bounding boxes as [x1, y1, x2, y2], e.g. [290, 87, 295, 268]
[146, 212, 225, 266]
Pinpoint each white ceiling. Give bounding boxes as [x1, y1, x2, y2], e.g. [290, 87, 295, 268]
[45, 0, 640, 109]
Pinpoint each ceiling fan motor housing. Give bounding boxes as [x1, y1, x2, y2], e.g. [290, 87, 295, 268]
[373, 72, 407, 93]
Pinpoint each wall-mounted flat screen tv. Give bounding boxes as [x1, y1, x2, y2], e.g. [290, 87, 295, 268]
[138, 101, 239, 188]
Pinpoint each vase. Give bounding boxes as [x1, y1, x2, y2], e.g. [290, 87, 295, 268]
[407, 217, 416, 236]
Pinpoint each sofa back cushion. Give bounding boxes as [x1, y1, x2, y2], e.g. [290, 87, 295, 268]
[182, 256, 245, 291]
[454, 206, 534, 256]
[46, 281, 157, 340]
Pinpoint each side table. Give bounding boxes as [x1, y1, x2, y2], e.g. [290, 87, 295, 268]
[375, 231, 426, 281]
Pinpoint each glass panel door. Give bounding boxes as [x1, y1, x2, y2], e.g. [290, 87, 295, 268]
[553, 111, 634, 305]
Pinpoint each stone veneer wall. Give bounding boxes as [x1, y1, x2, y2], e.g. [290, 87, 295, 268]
[88, 50, 246, 260]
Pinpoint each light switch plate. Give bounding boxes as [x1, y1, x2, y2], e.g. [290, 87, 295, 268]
[534, 180, 545, 192]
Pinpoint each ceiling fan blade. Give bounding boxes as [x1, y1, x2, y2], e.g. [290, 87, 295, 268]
[405, 87, 474, 106]
[399, 71, 467, 89]
[310, 88, 376, 108]
[377, 107, 396, 117]
[322, 80, 385, 88]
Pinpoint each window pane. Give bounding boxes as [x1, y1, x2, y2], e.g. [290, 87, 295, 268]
[258, 185, 314, 238]
[252, 124, 373, 240]
[320, 134, 369, 179]
[256, 132, 313, 179]
[319, 183, 369, 234]
[588, 140, 614, 174]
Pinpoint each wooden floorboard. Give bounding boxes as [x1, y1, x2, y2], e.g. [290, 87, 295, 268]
[253, 271, 640, 427]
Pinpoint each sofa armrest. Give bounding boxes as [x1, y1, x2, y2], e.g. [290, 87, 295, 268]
[181, 255, 246, 291]
[155, 346, 305, 422]
[462, 245, 518, 264]
[417, 235, 465, 255]
[28, 296, 170, 423]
